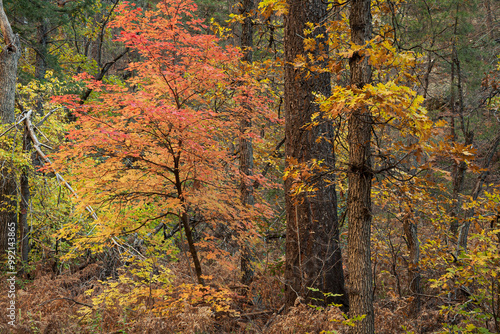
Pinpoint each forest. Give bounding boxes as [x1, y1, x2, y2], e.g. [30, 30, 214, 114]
[0, 0, 499, 333]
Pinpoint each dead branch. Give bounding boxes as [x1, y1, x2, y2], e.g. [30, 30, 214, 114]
[23, 109, 98, 219]
[39, 297, 93, 308]
[36, 107, 61, 127]
[0, 114, 27, 138]
[263, 304, 285, 330]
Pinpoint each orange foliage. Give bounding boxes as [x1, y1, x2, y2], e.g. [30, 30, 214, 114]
[51, 0, 274, 257]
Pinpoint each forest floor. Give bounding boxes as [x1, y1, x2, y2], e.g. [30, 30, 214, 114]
[0, 255, 459, 334]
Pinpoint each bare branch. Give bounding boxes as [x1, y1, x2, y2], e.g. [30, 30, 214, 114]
[0, 114, 27, 138]
[24, 109, 98, 220]
[39, 297, 93, 308]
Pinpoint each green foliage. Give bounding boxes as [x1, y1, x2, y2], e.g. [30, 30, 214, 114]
[306, 287, 365, 331]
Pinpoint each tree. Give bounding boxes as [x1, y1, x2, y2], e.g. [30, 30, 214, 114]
[389, 0, 499, 250]
[283, 0, 348, 309]
[0, 0, 21, 254]
[346, 0, 374, 332]
[52, 0, 271, 285]
[239, 0, 256, 285]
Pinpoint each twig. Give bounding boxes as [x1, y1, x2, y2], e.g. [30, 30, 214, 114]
[108, 324, 134, 334]
[0, 114, 27, 138]
[111, 236, 146, 260]
[39, 297, 93, 308]
[80, 48, 129, 103]
[254, 137, 285, 189]
[147, 222, 165, 237]
[229, 284, 250, 290]
[239, 310, 274, 317]
[40, 142, 54, 150]
[35, 107, 61, 127]
[263, 304, 285, 330]
[35, 124, 55, 145]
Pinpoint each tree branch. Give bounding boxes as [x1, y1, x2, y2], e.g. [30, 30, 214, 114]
[23, 109, 98, 220]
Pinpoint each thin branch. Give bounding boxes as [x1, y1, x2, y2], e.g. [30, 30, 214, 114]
[39, 297, 93, 308]
[80, 48, 129, 103]
[36, 107, 61, 127]
[23, 109, 98, 220]
[0, 114, 27, 138]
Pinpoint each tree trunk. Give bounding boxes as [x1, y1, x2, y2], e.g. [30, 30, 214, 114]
[239, 0, 255, 286]
[18, 127, 31, 271]
[485, 0, 494, 40]
[284, 0, 348, 310]
[174, 150, 204, 285]
[181, 211, 204, 285]
[347, 0, 375, 333]
[0, 0, 21, 255]
[450, 42, 474, 244]
[18, 17, 49, 268]
[35, 18, 48, 115]
[457, 133, 500, 252]
[402, 211, 421, 317]
[35, 20, 48, 81]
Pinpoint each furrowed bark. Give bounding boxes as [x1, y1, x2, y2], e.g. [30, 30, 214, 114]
[284, 0, 348, 310]
[0, 0, 21, 254]
[347, 0, 375, 332]
[239, 0, 256, 286]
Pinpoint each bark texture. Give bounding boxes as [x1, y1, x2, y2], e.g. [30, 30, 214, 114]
[403, 212, 421, 316]
[0, 0, 21, 253]
[239, 0, 255, 286]
[284, 0, 348, 309]
[18, 127, 31, 269]
[449, 43, 474, 243]
[347, 0, 375, 333]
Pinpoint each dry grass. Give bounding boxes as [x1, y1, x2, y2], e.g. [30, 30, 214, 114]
[0, 253, 467, 334]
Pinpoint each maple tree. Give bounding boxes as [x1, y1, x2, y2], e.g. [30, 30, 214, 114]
[51, 0, 274, 285]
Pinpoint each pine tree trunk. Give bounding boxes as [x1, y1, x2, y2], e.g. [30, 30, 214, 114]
[0, 0, 21, 255]
[347, 0, 375, 333]
[284, 0, 348, 310]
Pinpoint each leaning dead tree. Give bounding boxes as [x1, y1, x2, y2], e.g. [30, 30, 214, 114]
[21, 109, 98, 220]
[0, 108, 98, 250]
